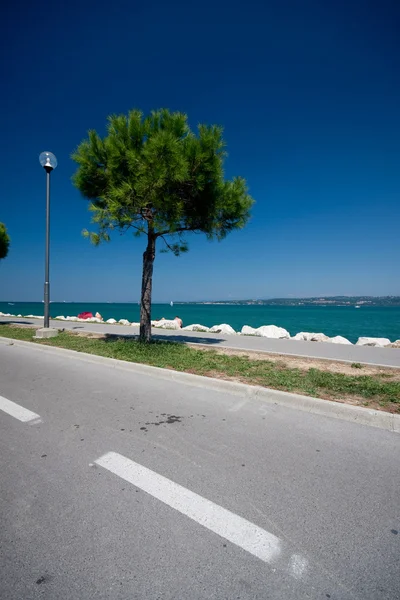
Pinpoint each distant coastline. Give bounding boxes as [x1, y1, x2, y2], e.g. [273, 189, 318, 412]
[179, 296, 400, 307]
[1, 296, 399, 307]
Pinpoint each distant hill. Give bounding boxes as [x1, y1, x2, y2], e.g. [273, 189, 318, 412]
[189, 296, 400, 307]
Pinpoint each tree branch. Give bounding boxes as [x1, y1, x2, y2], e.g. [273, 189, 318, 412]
[140, 205, 154, 222]
[126, 223, 145, 233]
[156, 226, 197, 237]
[159, 235, 176, 253]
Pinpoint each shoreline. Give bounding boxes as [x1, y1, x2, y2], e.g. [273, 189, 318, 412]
[1, 303, 399, 344]
[1, 311, 398, 348]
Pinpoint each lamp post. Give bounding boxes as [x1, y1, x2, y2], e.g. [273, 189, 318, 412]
[39, 151, 57, 329]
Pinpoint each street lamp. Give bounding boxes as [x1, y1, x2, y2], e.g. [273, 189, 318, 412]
[39, 151, 57, 329]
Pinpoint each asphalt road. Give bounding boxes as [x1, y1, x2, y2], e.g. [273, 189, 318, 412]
[2, 316, 400, 367]
[0, 341, 399, 599]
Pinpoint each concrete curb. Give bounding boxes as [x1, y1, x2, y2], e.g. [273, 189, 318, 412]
[1, 336, 399, 434]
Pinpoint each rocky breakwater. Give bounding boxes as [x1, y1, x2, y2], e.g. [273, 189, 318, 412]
[240, 326, 353, 344]
[0, 312, 398, 347]
[156, 322, 397, 346]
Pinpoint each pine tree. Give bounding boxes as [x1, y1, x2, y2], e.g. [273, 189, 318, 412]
[0, 223, 10, 260]
[72, 109, 254, 341]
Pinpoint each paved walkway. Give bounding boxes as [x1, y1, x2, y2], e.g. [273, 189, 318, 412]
[2, 316, 400, 367]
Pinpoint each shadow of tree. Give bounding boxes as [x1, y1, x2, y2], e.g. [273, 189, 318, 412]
[100, 332, 223, 346]
[152, 333, 223, 345]
[0, 320, 36, 326]
[0, 319, 224, 346]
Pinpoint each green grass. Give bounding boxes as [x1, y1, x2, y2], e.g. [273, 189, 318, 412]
[1, 324, 399, 411]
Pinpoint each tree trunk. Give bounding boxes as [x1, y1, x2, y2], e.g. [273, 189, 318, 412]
[139, 233, 156, 342]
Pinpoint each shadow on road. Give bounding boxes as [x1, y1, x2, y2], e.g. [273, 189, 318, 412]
[99, 332, 223, 346]
[153, 333, 223, 345]
[0, 320, 223, 345]
[0, 320, 36, 326]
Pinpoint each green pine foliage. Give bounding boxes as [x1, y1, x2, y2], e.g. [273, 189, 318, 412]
[0, 223, 10, 260]
[71, 108, 254, 339]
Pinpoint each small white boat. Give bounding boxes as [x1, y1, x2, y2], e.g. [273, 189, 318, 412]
[170, 301, 173, 307]
[355, 305, 360, 309]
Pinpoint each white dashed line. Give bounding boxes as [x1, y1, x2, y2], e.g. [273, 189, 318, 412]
[95, 451, 284, 564]
[0, 395, 42, 423]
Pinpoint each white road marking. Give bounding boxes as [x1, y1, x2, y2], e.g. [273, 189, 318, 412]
[289, 554, 309, 579]
[95, 451, 281, 564]
[0, 395, 41, 423]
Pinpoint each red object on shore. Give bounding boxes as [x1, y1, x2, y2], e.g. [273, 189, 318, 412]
[77, 312, 93, 320]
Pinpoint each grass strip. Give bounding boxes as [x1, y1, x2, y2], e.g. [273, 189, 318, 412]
[1, 324, 399, 412]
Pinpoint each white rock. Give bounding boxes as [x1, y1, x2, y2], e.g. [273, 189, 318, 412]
[256, 325, 290, 339]
[328, 335, 352, 345]
[209, 323, 237, 335]
[310, 333, 330, 342]
[118, 319, 130, 326]
[356, 337, 391, 347]
[85, 317, 102, 323]
[241, 325, 258, 335]
[182, 324, 210, 332]
[389, 339, 400, 348]
[130, 322, 140, 327]
[154, 319, 181, 330]
[106, 318, 117, 324]
[292, 332, 329, 342]
[55, 315, 66, 320]
[292, 332, 305, 340]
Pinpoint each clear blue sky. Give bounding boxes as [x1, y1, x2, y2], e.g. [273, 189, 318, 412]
[1, 0, 399, 302]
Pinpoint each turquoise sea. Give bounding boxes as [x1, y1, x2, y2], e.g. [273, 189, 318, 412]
[1, 302, 399, 343]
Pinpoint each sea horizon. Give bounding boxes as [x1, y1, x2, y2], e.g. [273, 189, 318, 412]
[2, 294, 399, 305]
